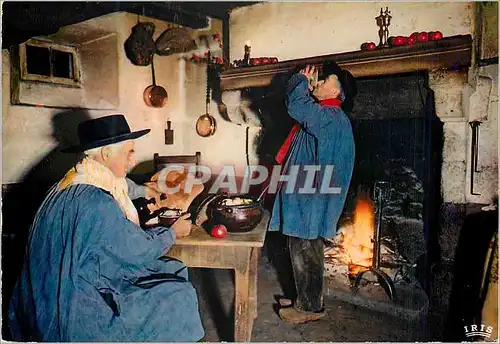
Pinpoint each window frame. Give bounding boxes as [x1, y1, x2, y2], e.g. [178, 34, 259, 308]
[19, 39, 81, 87]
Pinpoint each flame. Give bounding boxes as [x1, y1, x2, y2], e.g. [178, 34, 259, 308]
[342, 197, 375, 276]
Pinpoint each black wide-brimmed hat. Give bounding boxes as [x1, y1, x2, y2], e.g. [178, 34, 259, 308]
[62, 114, 150, 153]
[320, 61, 358, 113]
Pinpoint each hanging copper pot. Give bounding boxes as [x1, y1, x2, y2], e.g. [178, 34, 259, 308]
[143, 58, 168, 108]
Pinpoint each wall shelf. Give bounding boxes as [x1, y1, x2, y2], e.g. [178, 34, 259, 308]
[219, 35, 473, 91]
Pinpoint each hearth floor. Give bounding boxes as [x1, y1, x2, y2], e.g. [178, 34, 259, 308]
[189, 251, 429, 342]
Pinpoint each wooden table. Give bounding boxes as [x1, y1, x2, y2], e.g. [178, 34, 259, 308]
[165, 212, 268, 342]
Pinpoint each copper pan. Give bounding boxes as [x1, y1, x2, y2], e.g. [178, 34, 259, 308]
[143, 58, 168, 108]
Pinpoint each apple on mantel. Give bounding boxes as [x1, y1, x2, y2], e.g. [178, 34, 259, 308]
[361, 31, 443, 50]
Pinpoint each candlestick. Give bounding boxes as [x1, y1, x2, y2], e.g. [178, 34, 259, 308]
[243, 44, 251, 66]
[375, 7, 392, 48]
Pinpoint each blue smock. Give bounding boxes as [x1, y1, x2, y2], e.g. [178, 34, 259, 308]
[268, 73, 355, 239]
[8, 184, 204, 341]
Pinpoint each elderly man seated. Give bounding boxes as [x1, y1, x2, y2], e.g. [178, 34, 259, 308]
[8, 114, 205, 342]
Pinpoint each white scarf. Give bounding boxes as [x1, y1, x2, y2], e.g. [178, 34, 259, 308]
[58, 157, 139, 225]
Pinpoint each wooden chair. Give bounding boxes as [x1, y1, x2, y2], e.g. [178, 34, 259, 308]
[153, 151, 201, 173]
[152, 151, 204, 212]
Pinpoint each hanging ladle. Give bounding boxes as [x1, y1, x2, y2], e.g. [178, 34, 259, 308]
[143, 57, 168, 108]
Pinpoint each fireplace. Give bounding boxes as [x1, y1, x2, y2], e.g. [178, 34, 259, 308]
[242, 71, 443, 317]
[217, 35, 481, 328]
[331, 71, 444, 291]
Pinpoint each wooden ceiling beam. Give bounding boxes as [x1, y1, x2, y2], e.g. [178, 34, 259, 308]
[2, 2, 257, 49]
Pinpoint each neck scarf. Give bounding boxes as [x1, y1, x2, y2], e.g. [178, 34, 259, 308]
[275, 98, 342, 164]
[58, 157, 139, 225]
[319, 98, 343, 107]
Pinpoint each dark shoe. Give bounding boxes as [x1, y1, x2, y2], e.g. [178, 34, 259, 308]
[278, 306, 326, 324]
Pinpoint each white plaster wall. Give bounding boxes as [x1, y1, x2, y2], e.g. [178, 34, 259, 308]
[2, 12, 235, 183]
[230, 2, 474, 61]
[3, 12, 180, 182]
[182, 61, 261, 177]
[3, 51, 63, 182]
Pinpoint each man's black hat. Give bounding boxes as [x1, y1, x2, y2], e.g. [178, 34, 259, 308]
[62, 114, 150, 153]
[321, 61, 358, 113]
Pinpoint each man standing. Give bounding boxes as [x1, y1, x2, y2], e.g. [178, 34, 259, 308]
[268, 63, 357, 324]
[8, 114, 205, 341]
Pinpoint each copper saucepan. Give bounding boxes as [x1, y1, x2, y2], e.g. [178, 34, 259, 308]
[143, 58, 168, 108]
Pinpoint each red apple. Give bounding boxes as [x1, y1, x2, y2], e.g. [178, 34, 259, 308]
[250, 58, 260, 66]
[430, 31, 443, 40]
[417, 32, 429, 42]
[270, 57, 278, 63]
[262, 57, 270, 64]
[393, 36, 407, 46]
[407, 34, 418, 45]
[211, 224, 228, 239]
[361, 42, 377, 50]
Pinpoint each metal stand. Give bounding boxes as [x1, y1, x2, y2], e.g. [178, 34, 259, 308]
[351, 181, 397, 300]
[375, 7, 392, 48]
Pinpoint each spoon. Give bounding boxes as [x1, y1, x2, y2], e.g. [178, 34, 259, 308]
[256, 185, 270, 203]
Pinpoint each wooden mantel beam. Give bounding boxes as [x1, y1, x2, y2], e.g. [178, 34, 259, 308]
[219, 35, 473, 91]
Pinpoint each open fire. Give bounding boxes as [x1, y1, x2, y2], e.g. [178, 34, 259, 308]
[325, 196, 375, 277]
[328, 197, 376, 276]
[325, 182, 419, 288]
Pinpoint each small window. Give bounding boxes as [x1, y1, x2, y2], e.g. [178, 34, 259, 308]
[52, 49, 74, 79]
[20, 40, 80, 86]
[26, 45, 50, 76]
